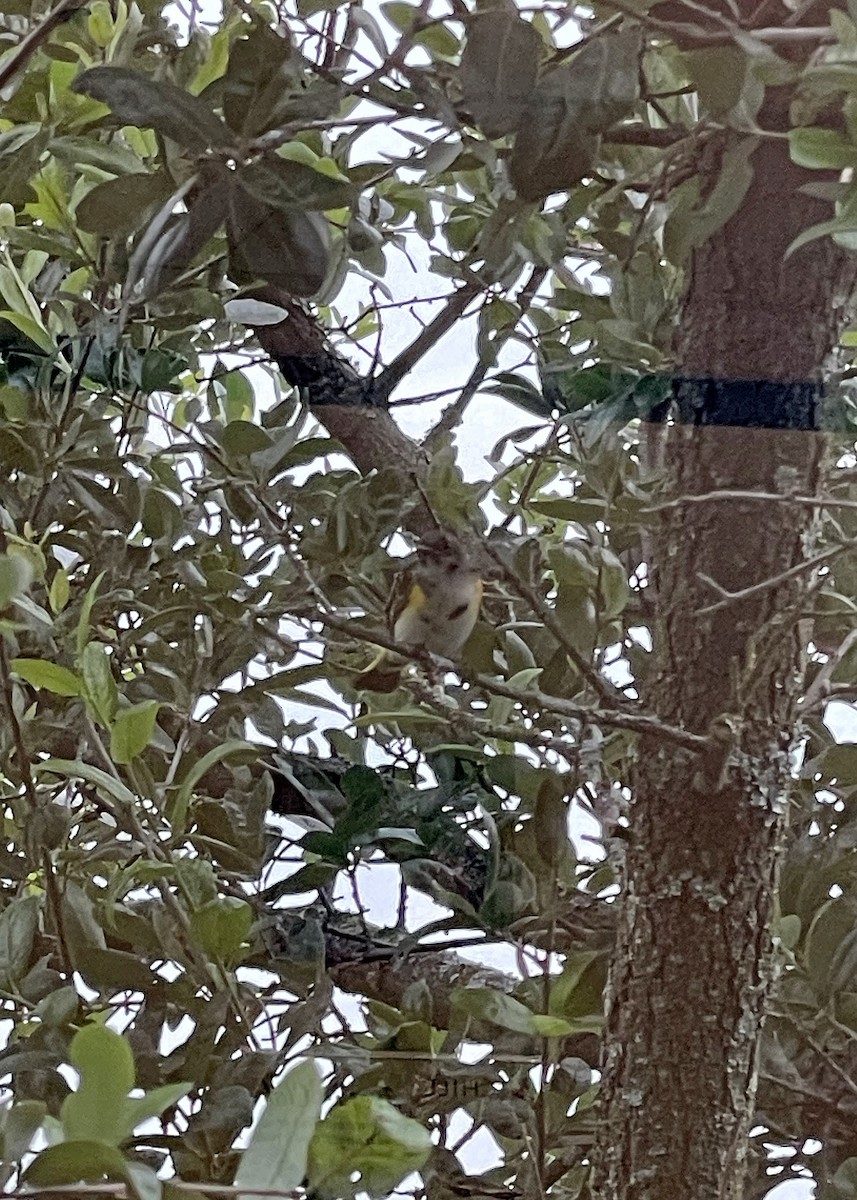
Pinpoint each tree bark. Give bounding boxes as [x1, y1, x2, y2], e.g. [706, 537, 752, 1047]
[592, 98, 857, 1199]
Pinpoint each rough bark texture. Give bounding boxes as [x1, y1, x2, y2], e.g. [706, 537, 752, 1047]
[592, 93, 857, 1199]
[244, 63, 857, 1199]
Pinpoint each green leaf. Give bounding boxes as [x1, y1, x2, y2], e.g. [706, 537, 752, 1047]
[307, 1096, 431, 1200]
[786, 213, 857, 257]
[510, 71, 600, 200]
[167, 739, 257, 832]
[789, 126, 857, 170]
[510, 30, 640, 200]
[222, 369, 255, 422]
[530, 1013, 582, 1035]
[482, 371, 552, 416]
[0, 125, 49, 207]
[136, 182, 228, 299]
[450, 986, 575, 1036]
[34, 759, 137, 808]
[690, 136, 757, 246]
[110, 700, 161, 764]
[547, 951, 606, 1021]
[821, 742, 857, 785]
[23, 1140, 129, 1186]
[0, 895, 41, 988]
[175, 857, 218, 907]
[88, 1, 115, 46]
[120, 1082, 193, 1137]
[50, 134, 146, 176]
[141, 488, 183, 542]
[479, 852, 538, 928]
[235, 1061, 323, 1198]
[0, 553, 33, 610]
[190, 896, 253, 963]
[381, 1, 419, 31]
[36, 985, 79, 1028]
[572, 28, 642, 129]
[76, 571, 105, 658]
[1, 1099, 46, 1161]
[776, 913, 802, 951]
[80, 641, 118, 726]
[61, 1025, 135, 1146]
[219, 420, 274, 457]
[226, 181, 331, 297]
[0, 309, 54, 354]
[683, 46, 748, 116]
[71, 67, 230, 151]
[459, 12, 542, 138]
[0, 124, 44, 160]
[48, 567, 70, 613]
[0, 259, 49, 328]
[76, 173, 175, 237]
[831, 1158, 857, 1198]
[805, 896, 857, 999]
[74, 947, 154, 993]
[124, 1162, 162, 1200]
[414, 21, 459, 57]
[238, 155, 353, 213]
[10, 658, 81, 696]
[595, 547, 630, 617]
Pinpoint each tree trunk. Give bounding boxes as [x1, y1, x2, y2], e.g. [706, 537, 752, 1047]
[592, 98, 857, 1198]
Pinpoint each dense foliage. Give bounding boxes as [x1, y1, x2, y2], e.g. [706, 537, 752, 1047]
[3, 0, 857, 1196]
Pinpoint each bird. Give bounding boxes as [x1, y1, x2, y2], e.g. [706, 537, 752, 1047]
[358, 531, 483, 692]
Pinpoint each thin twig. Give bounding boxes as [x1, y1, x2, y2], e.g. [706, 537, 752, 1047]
[3, 1187, 301, 1199]
[316, 612, 704, 749]
[597, 0, 831, 42]
[646, 488, 857, 513]
[0, 634, 73, 974]
[470, 673, 707, 750]
[604, 124, 690, 147]
[373, 283, 481, 404]
[696, 537, 855, 615]
[799, 628, 857, 712]
[0, 649, 38, 813]
[425, 354, 491, 449]
[78, 716, 264, 1051]
[478, 539, 628, 708]
[425, 265, 548, 446]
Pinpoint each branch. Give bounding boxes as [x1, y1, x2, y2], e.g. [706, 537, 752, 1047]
[598, 0, 832, 43]
[799, 628, 857, 712]
[470, 673, 708, 751]
[695, 536, 855, 615]
[372, 282, 482, 405]
[3, 1188, 300, 1200]
[0, 634, 74, 975]
[316, 611, 705, 750]
[479, 539, 629, 709]
[0, 0, 85, 90]
[327, 895, 610, 1038]
[250, 297, 449, 541]
[425, 265, 548, 447]
[647, 488, 857, 513]
[603, 124, 690, 147]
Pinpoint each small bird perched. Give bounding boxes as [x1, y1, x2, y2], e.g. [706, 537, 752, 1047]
[359, 531, 483, 692]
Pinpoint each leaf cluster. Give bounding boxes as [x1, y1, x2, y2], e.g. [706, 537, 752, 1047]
[4, 0, 857, 1197]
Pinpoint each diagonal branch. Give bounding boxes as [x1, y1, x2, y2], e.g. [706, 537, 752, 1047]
[0, 0, 85, 90]
[250, 291, 489, 546]
[479, 539, 630, 709]
[372, 282, 482, 405]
